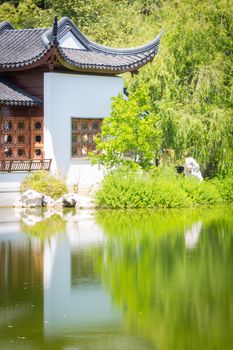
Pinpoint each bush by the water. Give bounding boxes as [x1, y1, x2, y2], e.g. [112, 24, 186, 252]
[180, 177, 222, 206]
[211, 177, 233, 203]
[95, 168, 231, 209]
[21, 171, 68, 199]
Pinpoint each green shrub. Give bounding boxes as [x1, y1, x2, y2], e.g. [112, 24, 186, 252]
[180, 177, 222, 206]
[211, 177, 233, 203]
[95, 168, 191, 209]
[21, 171, 68, 199]
[95, 167, 229, 209]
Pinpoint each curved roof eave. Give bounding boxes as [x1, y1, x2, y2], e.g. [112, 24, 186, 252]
[0, 47, 53, 72]
[55, 46, 156, 74]
[0, 100, 41, 107]
[0, 77, 42, 106]
[0, 20, 53, 71]
[44, 16, 163, 56]
[0, 17, 162, 73]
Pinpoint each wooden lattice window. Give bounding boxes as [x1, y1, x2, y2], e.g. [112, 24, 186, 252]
[30, 118, 44, 160]
[71, 118, 102, 157]
[0, 117, 44, 160]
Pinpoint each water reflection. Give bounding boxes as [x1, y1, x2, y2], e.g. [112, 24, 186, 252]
[0, 209, 44, 349]
[96, 208, 233, 350]
[184, 221, 202, 249]
[43, 212, 120, 337]
[0, 207, 232, 350]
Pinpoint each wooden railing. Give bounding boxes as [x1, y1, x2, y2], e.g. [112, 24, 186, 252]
[0, 159, 52, 172]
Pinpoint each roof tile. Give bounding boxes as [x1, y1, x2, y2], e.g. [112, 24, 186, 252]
[0, 77, 42, 106]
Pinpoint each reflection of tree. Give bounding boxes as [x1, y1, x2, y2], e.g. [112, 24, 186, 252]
[97, 207, 233, 350]
[21, 214, 66, 239]
[96, 209, 202, 238]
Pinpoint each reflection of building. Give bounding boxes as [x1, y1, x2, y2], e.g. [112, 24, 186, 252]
[0, 209, 44, 346]
[43, 216, 121, 336]
[0, 209, 43, 287]
[0, 209, 122, 348]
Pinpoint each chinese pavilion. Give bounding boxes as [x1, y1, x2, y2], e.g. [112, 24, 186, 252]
[0, 16, 162, 184]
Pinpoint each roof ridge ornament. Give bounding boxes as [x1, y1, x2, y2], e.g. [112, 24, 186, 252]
[51, 16, 58, 45]
[0, 21, 15, 34]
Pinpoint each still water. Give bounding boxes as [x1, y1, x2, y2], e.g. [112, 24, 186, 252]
[0, 207, 232, 350]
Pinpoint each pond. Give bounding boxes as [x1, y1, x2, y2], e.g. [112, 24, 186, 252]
[0, 207, 232, 350]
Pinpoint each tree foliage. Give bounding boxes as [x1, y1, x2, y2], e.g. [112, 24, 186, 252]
[91, 86, 161, 169]
[0, 0, 53, 27]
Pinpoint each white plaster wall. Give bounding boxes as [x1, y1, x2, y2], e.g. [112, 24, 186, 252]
[59, 31, 86, 49]
[0, 173, 28, 206]
[0, 173, 27, 187]
[44, 72, 123, 188]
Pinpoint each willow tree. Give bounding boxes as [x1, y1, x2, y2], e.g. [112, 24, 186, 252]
[129, 0, 233, 176]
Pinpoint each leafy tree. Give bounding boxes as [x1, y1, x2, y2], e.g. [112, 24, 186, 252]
[0, 2, 16, 23]
[91, 85, 161, 169]
[47, 0, 101, 30]
[0, 0, 49, 8]
[0, 0, 53, 27]
[14, 0, 53, 27]
[0, 0, 19, 5]
[129, 0, 233, 176]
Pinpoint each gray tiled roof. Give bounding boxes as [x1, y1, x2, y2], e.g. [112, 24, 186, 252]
[59, 48, 155, 72]
[0, 17, 162, 73]
[0, 24, 49, 69]
[0, 78, 42, 106]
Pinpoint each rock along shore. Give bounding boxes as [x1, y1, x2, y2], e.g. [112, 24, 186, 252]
[14, 189, 96, 209]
